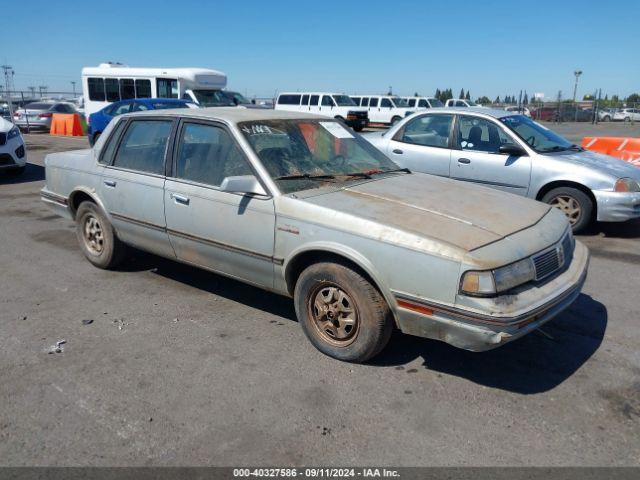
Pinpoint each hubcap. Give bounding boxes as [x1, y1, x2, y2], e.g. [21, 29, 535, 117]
[310, 285, 358, 346]
[83, 215, 104, 254]
[549, 195, 581, 225]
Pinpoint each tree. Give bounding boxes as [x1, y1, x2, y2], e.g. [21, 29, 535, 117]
[459, 88, 465, 99]
[477, 96, 491, 105]
[414, 92, 419, 97]
[627, 93, 640, 104]
[523, 92, 529, 105]
[583, 94, 594, 100]
[465, 90, 470, 100]
[435, 88, 441, 101]
[494, 96, 501, 104]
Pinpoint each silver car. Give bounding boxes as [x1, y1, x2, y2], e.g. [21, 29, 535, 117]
[41, 108, 588, 362]
[13, 101, 78, 131]
[365, 108, 640, 232]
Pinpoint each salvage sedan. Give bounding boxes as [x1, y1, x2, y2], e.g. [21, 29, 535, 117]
[41, 108, 589, 362]
[365, 108, 640, 232]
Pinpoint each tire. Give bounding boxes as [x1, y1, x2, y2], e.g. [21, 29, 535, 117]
[390, 116, 402, 126]
[542, 187, 593, 233]
[294, 261, 393, 362]
[353, 125, 364, 132]
[603, 116, 611, 122]
[624, 117, 631, 123]
[75, 201, 126, 269]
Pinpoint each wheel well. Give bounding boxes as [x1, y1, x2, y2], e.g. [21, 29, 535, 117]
[535, 181, 597, 217]
[285, 250, 377, 297]
[69, 191, 96, 218]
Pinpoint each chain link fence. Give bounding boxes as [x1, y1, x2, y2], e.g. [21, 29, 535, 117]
[0, 90, 81, 121]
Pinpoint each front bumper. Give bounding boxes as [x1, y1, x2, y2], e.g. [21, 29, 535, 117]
[394, 241, 589, 351]
[0, 137, 27, 169]
[594, 190, 640, 222]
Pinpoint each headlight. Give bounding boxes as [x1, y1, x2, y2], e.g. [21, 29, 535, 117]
[7, 127, 21, 140]
[460, 258, 536, 297]
[614, 178, 640, 193]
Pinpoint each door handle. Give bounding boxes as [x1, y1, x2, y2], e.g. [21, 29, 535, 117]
[103, 180, 116, 187]
[170, 193, 190, 205]
[457, 158, 471, 164]
[392, 149, 403, 154]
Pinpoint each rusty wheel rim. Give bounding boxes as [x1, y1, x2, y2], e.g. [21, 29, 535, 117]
[83, 214, 104, 255]
[309, 283, 359, 347]
[549, 195, 581, 225]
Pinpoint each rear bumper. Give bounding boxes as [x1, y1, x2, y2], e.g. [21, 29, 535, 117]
[594, 190, 640, 222]
[394, 241, 589, 351]
[40, 188, 72, 220]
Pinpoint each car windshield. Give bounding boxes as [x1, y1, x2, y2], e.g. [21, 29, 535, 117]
[332, 95, 356, 107]
[191, 89, 235, 107]
[391, 97, 408, 107]
[238, 119, 402, 194]
[224, 91, 251, 105]
[500, 115, 574, 153]
[25, 102, 53, 110]
[429, 98, 444, 107]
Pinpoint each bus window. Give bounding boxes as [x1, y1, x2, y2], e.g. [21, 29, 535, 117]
[105, 78, 120, 102]
[88, 78, 105, 101]
[135, 79, 151, 98]
[157, 78, 178, 99]
[120, 78, 135, 99]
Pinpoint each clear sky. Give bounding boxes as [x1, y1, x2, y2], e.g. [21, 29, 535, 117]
[6, 0, 639, 100]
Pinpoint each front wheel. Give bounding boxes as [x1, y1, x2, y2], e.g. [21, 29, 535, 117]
[542, 187, 593, 233]
[353, 125, 364, 132]
[75, 201, 126, 269]
[294, 262, 393, 362]
[602, 115, 611, 122]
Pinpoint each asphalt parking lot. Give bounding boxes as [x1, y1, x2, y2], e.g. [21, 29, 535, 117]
[1, 123, 639, 467]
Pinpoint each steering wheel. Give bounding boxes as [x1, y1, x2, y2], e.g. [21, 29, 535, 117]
[525, 135, 537, 147]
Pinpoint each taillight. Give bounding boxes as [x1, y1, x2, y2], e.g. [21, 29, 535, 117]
[39, 112, 53, 119]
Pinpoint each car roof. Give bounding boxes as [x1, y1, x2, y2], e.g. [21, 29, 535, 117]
[421, 107, 514, 118]
[121, 106, 322, 123]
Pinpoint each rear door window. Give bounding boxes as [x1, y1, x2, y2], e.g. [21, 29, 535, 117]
[309, 95, 320, 106]
[369, 98, 378, 107]
[399, 114, 453, 148]
[112, 120, 173, 175]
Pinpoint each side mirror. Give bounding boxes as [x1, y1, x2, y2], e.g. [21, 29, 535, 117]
[220, 175, 268, 196]
[499, 144, 527, 156]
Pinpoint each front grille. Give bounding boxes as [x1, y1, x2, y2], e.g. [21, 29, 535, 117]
[533, 247, 561, 280]
[0, 132, 6, 146]
[347, 110, 368, 120]
[0, 153, 15, 166]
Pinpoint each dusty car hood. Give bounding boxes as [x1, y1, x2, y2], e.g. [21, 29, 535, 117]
[551, 149, 640, 179]
[296, 173, 551, 252]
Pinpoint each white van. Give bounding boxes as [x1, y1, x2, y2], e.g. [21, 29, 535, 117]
[350, 95, 415, 125]
[444, 98, 486, 108]
[81, 63, 230, 116]
[402, 96, 444, 109]
[275, 92, 368, 131]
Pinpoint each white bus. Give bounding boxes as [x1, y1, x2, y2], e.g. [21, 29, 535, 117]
[81, 63, 229, 116]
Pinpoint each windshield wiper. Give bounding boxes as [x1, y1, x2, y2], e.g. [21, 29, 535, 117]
[275, 173, 336, 181]
[342, 167, 411, 179]
[568, 144, 584, 151]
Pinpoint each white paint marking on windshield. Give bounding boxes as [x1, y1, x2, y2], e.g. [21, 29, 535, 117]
[320, 122, 354, 139]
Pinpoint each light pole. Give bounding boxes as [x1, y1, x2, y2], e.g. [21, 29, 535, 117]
[573, 70, 582, 122]
[71, 81, 76, 97]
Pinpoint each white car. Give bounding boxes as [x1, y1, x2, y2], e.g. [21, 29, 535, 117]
[445, 99, 487, 108]
[613, 108, 640, 122]
[402, 96, 444, 109]
[504, 105, 532, 117]
[0, 118, 26, 175]
[275, 92, 368, 131]
[350, 95, 415, 125]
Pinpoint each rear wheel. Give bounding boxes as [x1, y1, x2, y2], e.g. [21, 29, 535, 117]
[75, 201, 126, 269]
[294, 262, 393, 362]
[353, 125, 364, 132]
[542, 187, 593, 233]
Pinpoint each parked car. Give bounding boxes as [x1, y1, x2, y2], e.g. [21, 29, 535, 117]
[13, 102, 78, 131]
[87, 98, 198, 146]
[0, 117, 27, 175]
[364, 108, 640, 232]
[445, 99, 485, 108]
[275, 92, 368, 131]
[597, 108, 617, 122]
[402, 96, 444, 109]
[613, 108, 640, 122]
[504, 105, 531, 117]
[350, 95, 414, 125]
[41, 108, 589, 362]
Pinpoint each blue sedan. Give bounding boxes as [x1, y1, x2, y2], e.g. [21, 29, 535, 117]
[87, 98, 197, 146]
